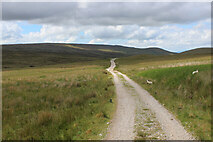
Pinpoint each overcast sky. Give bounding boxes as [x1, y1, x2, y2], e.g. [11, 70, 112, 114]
[1, 2, 211, 52]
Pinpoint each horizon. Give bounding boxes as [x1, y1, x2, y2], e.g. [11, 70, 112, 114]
[1, 2, 211, 52]
[2, 42, 212, 53]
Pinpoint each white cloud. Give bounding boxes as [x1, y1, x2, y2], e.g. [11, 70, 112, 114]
[124, 23, 210, 51]
[85, 25, 139, 39]
[1, 21, 23, 43]
[1, 23, 80, 44]
[83, 19, 210, 52]
[1, 20, 210, 52]
[89, 38, 104, 44]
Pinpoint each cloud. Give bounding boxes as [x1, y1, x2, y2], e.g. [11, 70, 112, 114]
[23, 25, 80, 43]
[1, 21, 23, 43]
[3, 2, 210, 26]
[1, 22, 80, 43]
[89, 38, 104, 44]
[1, 2, 211, 52]
[124, 22, 211, 51]
[85, 25, 139, 39]
[84, 20, 210, 51]
[1, 19, 210, 52]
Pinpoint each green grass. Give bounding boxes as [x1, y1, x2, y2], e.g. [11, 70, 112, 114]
[116, 54, 211, 73]
[3, 63, 116, 140]
[3, 43, 211, 140]
[116, 54, 212, 140]
[139, 64, 211, 88]
[135, 64, 211, 140]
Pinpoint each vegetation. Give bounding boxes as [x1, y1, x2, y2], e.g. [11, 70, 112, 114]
[116, 53, 212, 140]
[3, 62, 116, 140]
[3, 43, 212, 140]
[137, 64, 211, 139]
[180, 47, 212, 55]
[3, 43, 174, 70]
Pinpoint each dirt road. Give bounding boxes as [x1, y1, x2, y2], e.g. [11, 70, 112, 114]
[105, 58, 194, 140]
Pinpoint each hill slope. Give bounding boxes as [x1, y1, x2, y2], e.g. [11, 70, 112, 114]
[180, 47, 212, 55]
[2, 43, 173, 69]
[3, 43, 210, 70]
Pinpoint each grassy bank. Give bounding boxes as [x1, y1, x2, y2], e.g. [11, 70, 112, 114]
[136, 64, 211, 139]
[116, 54, 211, 73]
[116, 54, 211, 140]
[3, 63, 116, 140]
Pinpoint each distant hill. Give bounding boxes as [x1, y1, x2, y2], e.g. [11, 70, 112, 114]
[140, 47, 175, 55]
[3, 43, 174, 57]
[3, 43, 174, 69]
[69, 44, 175, 56]
[3, 43, 210, 69]
[180, 47, 212, 55]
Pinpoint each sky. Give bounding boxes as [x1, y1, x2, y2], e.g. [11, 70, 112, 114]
[1, 1, 211, 52]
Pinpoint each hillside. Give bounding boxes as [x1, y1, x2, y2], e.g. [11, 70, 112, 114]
[3, 43, 174, 57]
[69, 44, 174, 55]
[3, 43, 211, 70]
[2, 43, 173, 69]
[180, 47, 212, 55]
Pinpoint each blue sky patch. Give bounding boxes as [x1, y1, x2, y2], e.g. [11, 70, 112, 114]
[173, 22, 197, 29]
[18, 21, 42, 34]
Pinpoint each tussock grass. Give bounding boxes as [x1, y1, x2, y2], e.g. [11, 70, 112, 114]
[3, 64, 116, 140]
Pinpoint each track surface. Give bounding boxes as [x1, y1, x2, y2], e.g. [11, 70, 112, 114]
[105, 58, 194, 140]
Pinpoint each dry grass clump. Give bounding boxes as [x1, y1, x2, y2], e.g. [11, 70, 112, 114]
[37, 111, 53, 126]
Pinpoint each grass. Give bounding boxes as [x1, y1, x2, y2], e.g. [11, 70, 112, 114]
[116, 54, 212, 140]
[64, 45, 90, 50]
[3, 50, 97, 70]
[2, 62, 116, 140]
[2, 43, 120, 140]
[3, 43, 211, 140]
[136, 64, 211, 140]
[116, 54, 211, 73]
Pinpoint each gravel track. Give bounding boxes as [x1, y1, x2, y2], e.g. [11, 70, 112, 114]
[105, 58, 195, 140]
[105, 59, 136, 140]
